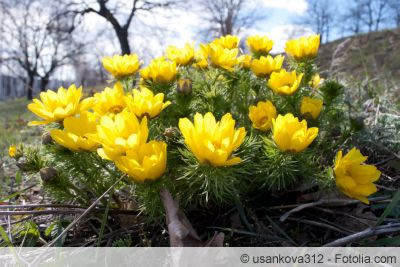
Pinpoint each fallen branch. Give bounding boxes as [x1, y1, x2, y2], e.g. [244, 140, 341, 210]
[279, 196, 391, 222]
[0, 209, 137, 216]
[0, 204, 88, 209]
[323, 224, 400, 247]
[285, 218, 354, 235]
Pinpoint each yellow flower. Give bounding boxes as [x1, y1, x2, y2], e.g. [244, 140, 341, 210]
[179, 112, 246, 167]
[102, 54, 141, 78]
[250, 55, 284, 77]
[301, 97, 323, 119]
[248, 100, 277, 131]
[8, 145, 17, 158]
[50, 111, 98, 151]
[140, 57, 177, 84]
[125, 87, 171, 118]
[237, 54, 252, 69]
[309, 73, 324, 88]
[208, 44, 238, 71]
[334, 148, 381, 204]
[267, 69, 303, 95]
[93, 82, 126, 117]
[88, 110, 148, 160]
[246, 35, 274, 54]
[166, 43, 195, 65]
[114, 141, 167, 182]
[140, 66, 152, 80]
[272, 113, 318, 152]
[212, 35, 240, 49]
[285, 34, 320, 60]
[193, 44, 209, 68]
[27, 84, 93, 126]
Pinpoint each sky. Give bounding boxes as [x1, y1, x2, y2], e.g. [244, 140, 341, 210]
[82, 0, 316, 61]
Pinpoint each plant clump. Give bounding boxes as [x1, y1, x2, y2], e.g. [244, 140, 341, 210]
[14, 33, 383, 220]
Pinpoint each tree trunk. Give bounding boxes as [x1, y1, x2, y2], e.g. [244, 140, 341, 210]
[40, 77, 49, 92]
[27, 75, 34, 100]
[116, 28, 131, 55]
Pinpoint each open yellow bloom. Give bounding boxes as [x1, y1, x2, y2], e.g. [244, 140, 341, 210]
[8, 145, 17, 158]
[237, 54, 252, 69]
[166, 43, 195, 65]
[102, 54, 141, 78]
[334, 148, 381, 204]
[272, 113, 318, 152]
[246, 35, 274, 54]
[114, 141, 167, 182]
[250, 55, 284, 77]
[179, 112, 246, 167]
[249, 100, 277, 131]
[93, 82, 126, 117]
[285, 34, 320, 60]
[125, 87, 171, 118]
[309, 73, 324, 88]
[88, 110, 148, 160]
[212, 35, 239, 49]
[267, 69, 303, 95]
[301, 97, 323, 119]
[50, 111, 98, 151]
[208, 44, 238, 71]
[193, 43, 209, 68]
[140, 57, 177, 83]
[27, 84, 93, 126]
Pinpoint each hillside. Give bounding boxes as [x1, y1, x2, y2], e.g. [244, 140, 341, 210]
[317, 28, 400, 83]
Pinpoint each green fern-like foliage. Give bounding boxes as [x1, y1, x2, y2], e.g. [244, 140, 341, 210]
[175, 136, 261, 207]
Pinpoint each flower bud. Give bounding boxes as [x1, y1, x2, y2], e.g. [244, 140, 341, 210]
[40, 167, 58, 183]
[163, 127, 179, 139]
[41, 132, 53, 145]
[176, 79, 192, 95]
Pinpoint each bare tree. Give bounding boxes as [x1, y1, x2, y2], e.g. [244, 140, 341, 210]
[361, 0, 388, 32]
[343, 0, 389, 35]
[341, 1, 364, 35]
[198, 0, 264, 39]
[63, 0, 179, 55]
[388, 0, 400, 28]
[37, 8, 85, 91]
[298, 0, 334, 43]
[0, 0, 84, 99]
[0, 0, 48, 99]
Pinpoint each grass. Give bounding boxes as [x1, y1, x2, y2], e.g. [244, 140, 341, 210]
[0, 98, 40, 157]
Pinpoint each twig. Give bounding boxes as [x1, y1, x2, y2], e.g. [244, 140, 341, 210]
[44, 176, 125, 248]
[323, 224, 400, 247]
[0, 216, 34, 227]
[0, 204, 89, 209]
[312, 207, 374, 227]
[279, 196, 391, 222]
[0, 209, 137, 216]
[374, 156, 394, 166]
[285, 218, 353, 235]
[376, 185, 398, 192]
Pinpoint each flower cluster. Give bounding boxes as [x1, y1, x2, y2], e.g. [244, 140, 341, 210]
[27, 57, 171, 182]
[25, 32, 381, 214]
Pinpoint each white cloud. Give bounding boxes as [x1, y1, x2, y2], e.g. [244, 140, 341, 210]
[251, 0, 308, 15]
